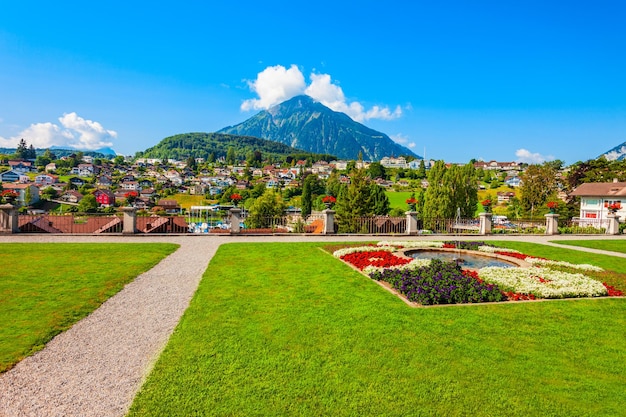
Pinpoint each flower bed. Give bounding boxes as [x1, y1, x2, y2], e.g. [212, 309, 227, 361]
[369, 259, 505, 305]
[333, 241, 623, 305]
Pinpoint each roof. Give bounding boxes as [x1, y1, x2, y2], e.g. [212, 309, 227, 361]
[569, 182, 626, 197]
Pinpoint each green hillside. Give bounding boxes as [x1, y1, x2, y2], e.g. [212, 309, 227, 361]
[135, 132, 336, 162]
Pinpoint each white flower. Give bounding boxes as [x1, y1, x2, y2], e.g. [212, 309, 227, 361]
[478, 267, 607, 298]
[525, 257, 604, 272]
[363, 258, 432, 275]
[332, 246, 395, 258]
[477, 246, 521, 254]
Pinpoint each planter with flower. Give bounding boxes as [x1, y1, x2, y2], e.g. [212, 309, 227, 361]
[480, 199, 492, 213]
[322, 195, 336, 209]
[546, 201, 558, 214]
[124, 191, 138, 206]
[230, 193, 242, 207]
[1, 190, 18, 204]
[607, 202, 621, 214]
[406, 197, 418, 211]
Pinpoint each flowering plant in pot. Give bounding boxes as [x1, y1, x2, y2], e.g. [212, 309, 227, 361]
[230, 193, 242, 207]
[546, 201, 558, 214]
[322, 195, 336, 208]
[481, 199, 492, 213]
[607, 203, 621, 214]
[1, 190, 18, 204]
[406, 197, 417, 211]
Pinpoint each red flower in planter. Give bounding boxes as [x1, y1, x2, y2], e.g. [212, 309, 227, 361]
[322, 195, 336, 204]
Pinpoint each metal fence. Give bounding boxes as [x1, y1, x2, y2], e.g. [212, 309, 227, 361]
[19, 213, 124, 234]
[241, 213, 325, 234]
[13, 212, 620, 235]
[17, 213, 187, 234]
[559, 218, 609, 234]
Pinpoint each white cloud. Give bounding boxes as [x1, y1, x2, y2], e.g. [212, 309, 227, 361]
[242, 64, 402, 122]
[390, 133, 416, 149]
[0, 112, 117, 150]
[515, 148, 554, 164]
[241, 64, 306, 111]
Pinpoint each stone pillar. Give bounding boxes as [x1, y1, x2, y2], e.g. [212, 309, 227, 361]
[479, 212, 492, 235]
[121, 207, 137, 234]
[0, 204, 19, 234]
[322, 209, 335, 234]
[606, 213, 620, 235]
[230, 208, 242, 234]
[405, 211, 419, 235]
[545, 213, 559, 235]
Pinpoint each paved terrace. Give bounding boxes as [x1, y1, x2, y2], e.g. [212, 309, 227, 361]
[0, 234, 624, 417]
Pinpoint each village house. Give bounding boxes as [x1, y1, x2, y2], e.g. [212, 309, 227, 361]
[156, 199, 181, 214]
[59, 190, 83, 204]
[569, 180, 626, 221]
[497, 191, 516, 203]
[35, 173, 58, 186]
[8, 160, 35, 174]
[380, 156, 408, 169]
[0, 170, 22, 183]
[2, 183, 40, 205]
[93, 189, 115, 207]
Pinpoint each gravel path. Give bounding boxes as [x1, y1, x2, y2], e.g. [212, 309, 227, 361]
[0, 235, 224, 417]
[0, 234, 623, 417]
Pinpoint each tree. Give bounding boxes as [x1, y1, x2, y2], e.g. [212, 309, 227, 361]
[334, 169, 374, 232]
[226, 147, 236, 165]
[246, 190, 286, 228]
[368, 162, 386, 179]
[40, 186, 58, 201]
[14, 139, 28, 159]
[78, 194, 98, 212]
[24, 186, 33, 206]
[422, 160, 453, 222]
[301, 174, 314, 217]
[417, 159, 426, 179]
[27, 144, 37, 160]
[422, 161, 477, 226]
[519, 163, 558, 218]
[370, 183, 390, 215]
[186, 156, 197, 171]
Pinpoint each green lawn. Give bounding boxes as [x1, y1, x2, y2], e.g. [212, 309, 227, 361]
[0, 243, 178, 373]
[550, 239, 626, 255]
[172, 193, 214, 209]
[385, 191, 413, 209]
[128, 242, 626, 417]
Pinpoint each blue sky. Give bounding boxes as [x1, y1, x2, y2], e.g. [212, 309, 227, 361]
[1, 0, 625, 164]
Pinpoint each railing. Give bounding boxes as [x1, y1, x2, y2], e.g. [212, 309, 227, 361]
[490, 219, 546, 234]
[241, 214, 325, 234]
[186, 211, 231, 234]
[18, 213, 187, 234]
[19, 213, 124, 234]
[11, 211, 619, 236]
[337, 216, 407, 234]
[559, 218, 609, 234]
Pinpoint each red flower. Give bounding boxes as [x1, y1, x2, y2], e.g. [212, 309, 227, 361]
[603, 283, 624, 297]
[322, 195, 336, 204]
[481, 199, 491, 206]
[546, 201, 558, 209]
[406, 197, 417, 205]
[230, 193, 242, 201]
[341, 250, 412, 270]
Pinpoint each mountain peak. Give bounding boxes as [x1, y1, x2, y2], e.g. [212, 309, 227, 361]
[219, 96, 418, 160]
